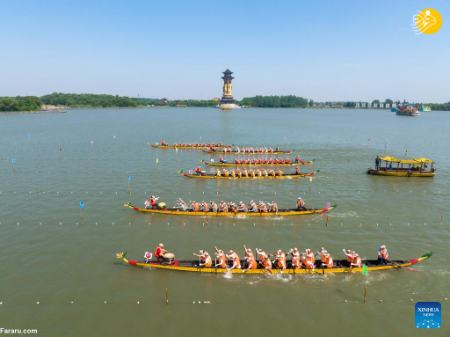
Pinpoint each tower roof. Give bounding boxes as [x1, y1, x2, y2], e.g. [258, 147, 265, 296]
[223, 69, 233, 75]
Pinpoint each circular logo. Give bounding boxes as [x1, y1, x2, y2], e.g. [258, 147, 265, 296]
[415, 8, 443, 35]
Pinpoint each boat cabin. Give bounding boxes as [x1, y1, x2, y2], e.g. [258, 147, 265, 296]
[368, 155, 435, 177]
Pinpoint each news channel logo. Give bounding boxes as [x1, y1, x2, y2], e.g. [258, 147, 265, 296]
[415, 302, 441, 329]
[412, 8, 443, 35]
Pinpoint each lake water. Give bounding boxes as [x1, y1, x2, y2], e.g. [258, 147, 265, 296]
[0, 107, 449, 337]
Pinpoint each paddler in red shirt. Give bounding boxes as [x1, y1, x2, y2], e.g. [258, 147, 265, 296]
[154, 243, 167, 262]
[150, 195, 159, 209]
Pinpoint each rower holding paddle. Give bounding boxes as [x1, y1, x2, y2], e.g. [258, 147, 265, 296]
[226, 250, 241, 271]
[296, 197, 306, 210]
[275, 249, 287, 271]
[214, 247, 227, 269]
[343, 249, 353, 266]
[243, 246, 257, 271]
[256, 248, 272, 272]
[269, 201, 278, 213]
[343, 249, 362, 268]
[377, 245, 390, 265]
[319, 247, 334, 268]
[193, 250, 212, 267]
[289, 248, 301, 269]
[302, 248, 315, 269]
[351, 252, 362, 268]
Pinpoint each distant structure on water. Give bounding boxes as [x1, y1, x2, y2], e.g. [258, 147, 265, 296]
[311, 100, 430, 111]
[218, 69, 240, 110]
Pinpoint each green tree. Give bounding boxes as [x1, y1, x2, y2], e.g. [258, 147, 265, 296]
[343, 102, 356, 108]
[239, 95, 309, 108]
[0, 96, 41, 111]
[430, 102, 450, 111]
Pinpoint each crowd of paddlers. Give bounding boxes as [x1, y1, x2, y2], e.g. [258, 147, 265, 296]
[159, 141, 226, 148]
[144, 243, 391, 271]
[145, 195, 309, 213]
[213, 156, 305, 165]
[173, 199, 294, 213]
[207, 146, 284, 153]
[191, 166, 303, 177]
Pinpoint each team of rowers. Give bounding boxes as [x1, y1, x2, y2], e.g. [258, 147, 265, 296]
[207, 146, 285, 153]
[159, 141, 226, 148]
[145, 243, 391, 270]
[213, 156, 305, 165]
[145, 196, 308, 212]
[192, 166, 303, 177]
[174, 199, 298, 213]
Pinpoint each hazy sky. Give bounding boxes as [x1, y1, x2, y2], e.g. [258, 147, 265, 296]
[1, 0, 449, 102]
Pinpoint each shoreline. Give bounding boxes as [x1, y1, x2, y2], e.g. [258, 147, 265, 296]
[2, 106, 448, 113]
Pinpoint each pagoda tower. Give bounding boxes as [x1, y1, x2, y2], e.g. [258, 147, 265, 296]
[218, 69, 240, 110]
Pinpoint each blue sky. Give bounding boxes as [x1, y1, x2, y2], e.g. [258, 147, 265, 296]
[0, 0, 449, 102]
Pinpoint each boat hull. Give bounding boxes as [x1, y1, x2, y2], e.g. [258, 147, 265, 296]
[367, 169, 435, 177]
[124, 203, 335, 217]
[116, 252, 432, 275]
[182, 172, 314, 179]
[396, 111, 420, 116]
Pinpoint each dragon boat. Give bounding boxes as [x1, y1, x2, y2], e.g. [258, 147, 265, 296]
[182, 171, 315, 180]
[202, 159, 313, 167]
[123, 202, 335, 217]
[203, 148, 292, 155]
[151, 143, 229, 150]
[115, 252, 432, 275]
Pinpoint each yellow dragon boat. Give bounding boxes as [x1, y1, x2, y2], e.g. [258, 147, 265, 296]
[151, 143, 228, 150]
[123, 202, 335, 217]
[203, 149, 292, 155]
[115, 252, 432, 275]
[182, 171, 315, 180]
[368, 156, 435, 177]
[202, 159, 313, 167]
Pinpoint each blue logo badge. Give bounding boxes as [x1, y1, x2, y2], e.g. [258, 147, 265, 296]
[415, 302, 441, 328]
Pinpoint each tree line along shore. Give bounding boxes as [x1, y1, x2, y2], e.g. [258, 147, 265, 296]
[1, 93, 449, 111]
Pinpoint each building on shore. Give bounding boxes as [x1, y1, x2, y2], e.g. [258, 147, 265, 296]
[218, 69, 240, 110]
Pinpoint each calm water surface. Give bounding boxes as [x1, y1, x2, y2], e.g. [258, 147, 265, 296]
[0, 107, 449, 337]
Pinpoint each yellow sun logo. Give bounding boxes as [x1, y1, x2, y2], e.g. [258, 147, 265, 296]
[413, 8, 443, 35]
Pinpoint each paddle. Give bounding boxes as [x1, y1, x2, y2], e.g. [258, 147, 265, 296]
[361, 264, 369, 276]
[321, 202, 332, 227]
